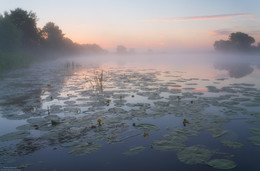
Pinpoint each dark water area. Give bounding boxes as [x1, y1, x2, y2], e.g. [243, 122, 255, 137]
[0, 54, 260, 170]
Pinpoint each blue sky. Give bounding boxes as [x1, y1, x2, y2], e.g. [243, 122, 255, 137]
[1, 0, 260, 51]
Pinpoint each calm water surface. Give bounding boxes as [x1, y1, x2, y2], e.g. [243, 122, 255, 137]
[0, 54, 260, 170]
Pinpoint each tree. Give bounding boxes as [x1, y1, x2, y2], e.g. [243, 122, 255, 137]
[229, 32, 255, 50]
[41, 22, 64, 49]
[214, 32, 255, 52]
[0, 15, 22, 51]
[6, 8, 41, 48]
[116, 45, 127, 54]
[214, 40, 232, 52]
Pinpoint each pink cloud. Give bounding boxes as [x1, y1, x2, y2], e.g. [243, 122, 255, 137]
[208, 29, 232, 36]
[148, 13, 252, 22]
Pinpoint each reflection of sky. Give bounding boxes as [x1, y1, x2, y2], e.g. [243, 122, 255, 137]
[1, 0, 259, 51]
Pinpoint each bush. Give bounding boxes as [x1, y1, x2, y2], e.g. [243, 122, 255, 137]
[0, 51, 32, 72]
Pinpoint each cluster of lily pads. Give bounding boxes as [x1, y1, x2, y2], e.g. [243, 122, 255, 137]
[0, 64, 260, 170]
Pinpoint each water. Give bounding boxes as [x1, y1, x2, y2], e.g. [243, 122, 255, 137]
[0, 54, 260, 170]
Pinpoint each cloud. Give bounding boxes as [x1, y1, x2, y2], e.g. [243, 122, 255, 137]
[148, 13, 252, 22]
[209, 29, 232, 36]
[209, 29, 260, 37]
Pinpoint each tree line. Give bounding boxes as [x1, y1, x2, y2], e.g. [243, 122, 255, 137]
[214, 32, 260, 53]
[0, 8, 106, 71]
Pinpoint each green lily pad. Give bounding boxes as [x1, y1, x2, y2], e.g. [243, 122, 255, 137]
[248, 136, 260, 146]
[249, 128, 260, 135]
[0, 131, 29, 142]
[124, 146, 146, 155]
[213, 130, 228, 138]
[152, 140, 184, 151]
[177, 145, 212, 164]
[69, 142, 101, 155]
[207, 159, 236, 169]
[135, 123, 159, 131]
[221, 140, 243, 149]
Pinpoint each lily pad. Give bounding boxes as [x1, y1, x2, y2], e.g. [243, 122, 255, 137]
[0, 131, 29, 142]
[248, 136, 260, 146]
[207, 159, 236, 169]
[135, 123, 159, 131]
[213, 130, 228, 138]
[177, 145, 212, 164]
[249, 128, 260, 135]
[221, 140, 243, 149]
[152, 140, 184, 151]
[124, 146, 146, 155]
[69, 142, 101, 155]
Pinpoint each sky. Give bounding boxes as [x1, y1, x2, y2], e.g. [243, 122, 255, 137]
[1, 0, 260, 52]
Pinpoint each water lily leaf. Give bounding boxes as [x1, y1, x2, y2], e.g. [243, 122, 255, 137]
[135, 123, 159, 131]
[207, 159, 236, 169]
[177, 145, 212, 164]
[124, 146, 146, 155]
[249, 128, 260, 135]
[0, 131, 29, 142]
[248, 136, 260, 146]
[69, 142, 101, 155]
[213, 130, 228, 138]
[152, 140, 184, 151]
[221, 140, 243, 149]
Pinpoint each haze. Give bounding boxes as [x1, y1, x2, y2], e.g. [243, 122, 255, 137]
[1, 0, 260, 52]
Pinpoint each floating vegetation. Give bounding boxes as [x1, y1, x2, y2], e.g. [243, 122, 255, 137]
[69, 142, 101, 155]
[16, 164, 31, 169]
[207, 86, 220, 93]
[1, 63, 260, 170]
[152, 140, 184, 151]
[124, 146, 146, 155]
[183, 119, 189, 126]
[143, 132, 149, 137]
[177, 145, 213, 164]
[221, 140, 243, 149]
[207, 159, 237, 169]
[213, 130, 228, 138]
[0, 131, 29, 142]
[248, 136, 260, 146]
[249, 128, 260, 135]
[135, 124, 160, 131]
[97, 118, 102, 126]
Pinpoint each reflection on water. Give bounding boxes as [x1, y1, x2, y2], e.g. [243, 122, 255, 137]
[0, 55, 260, 171]
[214, 62, 254, 78]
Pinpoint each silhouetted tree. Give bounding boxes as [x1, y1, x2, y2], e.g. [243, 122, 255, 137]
[0, 15, 22, 51]
[229, 32, 255, 50]
[214, 32, 255, 52]
[116, 45, 127, 54]
[6, 8, 41, 48]
[42, 22, 65, 49]
[214, 40, 232, 52]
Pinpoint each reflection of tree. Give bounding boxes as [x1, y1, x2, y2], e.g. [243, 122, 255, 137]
[214, 62, 254, 78]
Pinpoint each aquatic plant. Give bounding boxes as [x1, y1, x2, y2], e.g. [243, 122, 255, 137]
[124, 146, 146, 155]
[97, 119, 102, 126]
[207, 159, 237, 169]
[85, 70, 105, 93]
[183, 119, 189, 126]
[177, 145, 213, 165]
[143, 132, 149, 137]
[135, 123, 160, 131]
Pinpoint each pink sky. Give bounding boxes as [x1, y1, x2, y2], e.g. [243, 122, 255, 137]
[1, 0, 260, 52]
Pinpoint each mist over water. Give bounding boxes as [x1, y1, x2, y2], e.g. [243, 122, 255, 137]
[1, 3, 260, 171]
